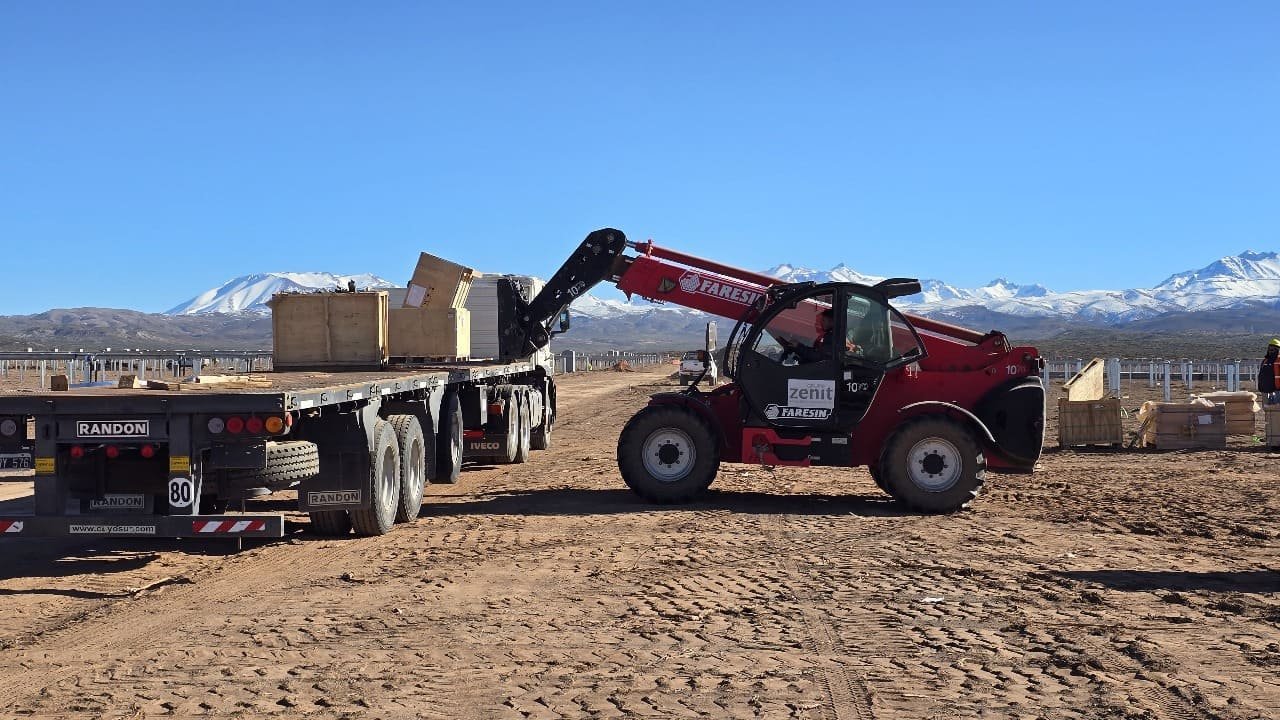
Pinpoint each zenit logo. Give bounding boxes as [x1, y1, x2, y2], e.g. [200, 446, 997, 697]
[678, 272, 761, 306]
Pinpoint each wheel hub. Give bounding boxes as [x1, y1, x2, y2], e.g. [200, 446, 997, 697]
[641, 428, 696, 483]
[907, 438, 962, 492]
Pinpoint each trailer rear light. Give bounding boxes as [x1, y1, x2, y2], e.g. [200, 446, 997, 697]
[488, 402, 503, 416]
[264, 416, 285, 434]
[245, 416, 265, 434]
[140, 444, 156, 459]
[463, 430, 485, 440]
[225, 416, 245, 434]
[0, 418, 17, 437]
[69, 445, 85, 460]
[104, 445, 120, 460]
[207, 417, 226, 434]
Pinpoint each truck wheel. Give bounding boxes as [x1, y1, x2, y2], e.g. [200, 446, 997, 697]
[531, 404, 553, 450]
[308, 510, 352, 536]
[224, 440, 320, 490]
[514, 390, 532, 463]
[880, 417, 986, 513]
[492, 388, 519, 464]
[349, 420, 401, 536]
[617, 405, 720, 504]
[432, 391, 463, 484]
[389, 414, 427, 523]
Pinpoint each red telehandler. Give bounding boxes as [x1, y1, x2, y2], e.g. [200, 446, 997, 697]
[499, 228, 1046, 512]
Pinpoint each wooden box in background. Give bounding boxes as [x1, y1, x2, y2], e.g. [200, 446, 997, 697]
[1058, 398, 1123, 447]
[1193, 391, 1259, 435]
[1139, 402, 1226, 450]
[403, 252, 475, 310]
[388, 308, 471, 360]
[271, 291, 389, 370]
[1266, 406, 1280, 449]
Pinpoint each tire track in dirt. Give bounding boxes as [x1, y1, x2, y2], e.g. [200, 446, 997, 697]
[764, 513, 886, 720]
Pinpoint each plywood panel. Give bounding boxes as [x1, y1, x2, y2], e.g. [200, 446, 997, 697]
[1063, 358, 1105, 401]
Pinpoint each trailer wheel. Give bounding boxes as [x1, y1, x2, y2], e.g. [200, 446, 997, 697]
[432, 391, 463, 484]
[531, 404, 553, 450]
[389, 414, 427, 523]
[224, 440, 320, 490]
[489, 388, 520, 464]
[617, 405, 720, 504]
[880, 417, 986, 513]
[349, 420, 401, 536]
[513, 390, 532, 464]
[308, 510, 352, 536]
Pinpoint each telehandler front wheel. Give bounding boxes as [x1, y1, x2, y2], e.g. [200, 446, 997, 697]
[879, 417, 985, 513]
[617, 405, 720, 504]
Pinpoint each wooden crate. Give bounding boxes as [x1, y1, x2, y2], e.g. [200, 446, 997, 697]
[403, 252, 475, 310]
[271, 291, 389, 370]
[388, 308, 471, 360]
[1267, 406, 1280, 448]
[1058, 398, 1123, 447]
[1139, 402, 1226, 450]
[1193, 391, 1259, 435]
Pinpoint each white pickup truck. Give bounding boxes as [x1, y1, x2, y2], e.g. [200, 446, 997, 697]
[678, 350, 718, 386]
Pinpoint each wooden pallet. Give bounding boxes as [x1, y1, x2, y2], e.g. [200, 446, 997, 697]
[389, 356, 470, 366]
[1058, 398, 1123, 448]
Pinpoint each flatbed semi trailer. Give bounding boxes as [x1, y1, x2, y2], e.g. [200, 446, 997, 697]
[0, 359, 556, 539]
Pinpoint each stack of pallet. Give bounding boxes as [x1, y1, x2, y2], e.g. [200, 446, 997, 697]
[1058, 358, 1123, 448]
[388, 252, 475, 361]
[1138, 400, 1227, 450]
[1189, 391, 1260, 435]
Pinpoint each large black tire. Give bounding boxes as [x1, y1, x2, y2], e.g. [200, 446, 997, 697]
[389, 414, 427, 523]
[224, 441, 320, 490]
[867, 463, 889, 493]
[617, 405, 720, 504]
[879, 417, 986, 513]
[349, 420, 401, 536]
[531, 383, 554, 451]
[308, 510, 352, 536]
[513, 390, 531, 464]
[432, 391, 463, 484]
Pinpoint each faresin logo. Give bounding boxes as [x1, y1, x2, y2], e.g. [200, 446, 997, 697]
[678, 272, 762, 306]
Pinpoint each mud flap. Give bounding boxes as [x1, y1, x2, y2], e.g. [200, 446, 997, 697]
[975, 377, 1046, 470]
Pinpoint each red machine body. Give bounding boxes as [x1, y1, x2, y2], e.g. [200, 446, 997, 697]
[607, 239, 1045, 474]
[512, 227, 1046, 511]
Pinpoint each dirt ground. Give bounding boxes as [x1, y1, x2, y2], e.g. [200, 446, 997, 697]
[0, 365, 1277, 719]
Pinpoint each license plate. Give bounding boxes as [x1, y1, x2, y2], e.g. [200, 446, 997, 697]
[0, 454, 33, 470]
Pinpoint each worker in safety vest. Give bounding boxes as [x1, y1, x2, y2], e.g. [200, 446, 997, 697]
[1260, 338, 1280, 403]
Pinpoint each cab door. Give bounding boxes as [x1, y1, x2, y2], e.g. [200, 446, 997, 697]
[735, 284, 924, 434]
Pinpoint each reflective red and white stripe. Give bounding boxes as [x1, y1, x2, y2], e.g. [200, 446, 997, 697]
[192, 520, 266, 534]
[0, 520, 24, 533]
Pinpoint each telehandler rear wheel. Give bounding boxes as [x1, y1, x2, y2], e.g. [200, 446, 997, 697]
[880, 417, 985, 513]
[617, 405, 720, 504]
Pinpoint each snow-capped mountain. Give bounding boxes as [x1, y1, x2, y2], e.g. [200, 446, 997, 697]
[568, 250, 1280, 325]
[167, 250, 1280, 330]
[167, 272, 396, 315]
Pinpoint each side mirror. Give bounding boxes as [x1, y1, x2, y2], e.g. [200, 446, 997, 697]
[550, 308, 571, 336]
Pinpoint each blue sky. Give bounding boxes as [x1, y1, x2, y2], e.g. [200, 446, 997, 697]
[1, 2, 1277, 314]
